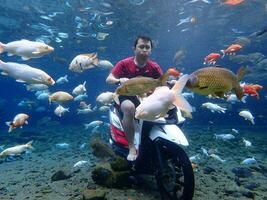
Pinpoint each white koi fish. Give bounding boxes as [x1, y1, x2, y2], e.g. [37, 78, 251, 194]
[0, 60, 55, 85]
[0, 39, 54, 60]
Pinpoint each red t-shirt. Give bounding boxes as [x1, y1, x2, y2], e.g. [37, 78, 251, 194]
[111, 57, 163, 79]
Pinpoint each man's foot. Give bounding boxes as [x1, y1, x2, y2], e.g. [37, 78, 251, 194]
[127, 147, 138, 161]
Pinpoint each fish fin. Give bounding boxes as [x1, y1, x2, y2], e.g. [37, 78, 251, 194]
[171, 74, 189, 94]
[234, 85, 244, 100]
[5, 121, 14, 133]
[92, 57, 99, 66]
[21, 56, 30, 61]
[214, 91, 225, 98]
[237, 66, 246, 82]
[25, 120, 28, 125]
[113, 94, 120, 105]
[173, 94, 193, 113]
[7, 53, 14, 56]
[16, 79, 26, 83]
[1, 71, 9, 76]
[26, 140, 34, 149]
[220, 50, 225, 58]
[0, 42, 5, 53]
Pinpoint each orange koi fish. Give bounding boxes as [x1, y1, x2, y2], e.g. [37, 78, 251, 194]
[223, 0, 244, 5]
[204, 53, 221, 65]
[167, 67, 181, 77]
[221, 44, 242, 58]
[242, 84, 263, 99]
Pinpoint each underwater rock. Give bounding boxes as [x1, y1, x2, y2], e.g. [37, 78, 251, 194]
[110, 156, 130, 171]
[244, 182, 260, 190]
[203, 166, 216, 174]
[241, 191, 255, 199]
[90, 139, 116, 159]
[51, 169, 72, 181]
[91, 162, 132, 188]
[82, 189, 107, 200]
[232, 167, 253, 178]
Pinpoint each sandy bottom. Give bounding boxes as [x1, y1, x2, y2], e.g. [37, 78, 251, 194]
[0, 123, 266, 200]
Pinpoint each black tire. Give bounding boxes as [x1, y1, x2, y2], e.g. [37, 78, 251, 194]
[155, 140, 195, 200]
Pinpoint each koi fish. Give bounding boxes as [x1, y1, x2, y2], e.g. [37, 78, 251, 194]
[221, 44, 242, 58]
[203, 53, 221, 65]
[223, 0, 244, 6]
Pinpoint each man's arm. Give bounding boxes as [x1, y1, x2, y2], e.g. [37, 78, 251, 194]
[106, 73, 120, 85]
[106, 73, 129, 85]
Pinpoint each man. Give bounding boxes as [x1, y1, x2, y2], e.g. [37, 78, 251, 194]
[106, 36, 163, 161]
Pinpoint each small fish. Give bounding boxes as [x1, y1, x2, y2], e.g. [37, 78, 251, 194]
[231, 128, 239, 134]
[6, 113, 30, 133]
[54, 105, 69, 117]
[242, 84, 263, 99]
[56, 75, 68, 84]
[0, 60, 55, 85]
[182, 92, 194, 99]
[77, 108, 94, 114]
[96, 92, 115, 106]
[215, 134, 235, 141]
[241, 157, 256, 165]
[189, 154, 201, 163]
[223, 0, 244, 6]
[210, 153, 226, 163]
[73, 160, 88, 168]
[97, 60, 114, 69]
[37, 92, 50, 101]
[26, 83, 48, 92]
[72, 81, 86, 96]
[226, 93, 247, 104]
[201, 147, 209, 157]
[202, 102, 227, 113]
[239, 110, 255, 124]
[74, 93, 88, 101]
[186, 66, 245, 100]
[55, 143, 69, 149]
[203, 53, 221, 65]
[0, 141, 33, 158]
[243, 138, 252, 147]
[83, 120, 103, 130]
[0, 39, 54, 60]
[79, 143, 86, 149]
[69, 53, 99, 73]
[49, 91, 73, 104]
[221, 44, 242, 58]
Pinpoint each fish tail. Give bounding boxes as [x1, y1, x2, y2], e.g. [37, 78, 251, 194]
[220, 50, 225, 58]
[171, 75, 193, 113]
[237, 66, 246, 82]
[5, 121, 15, 133]
[0, 42, 6, 54]
[26, 140, 34, 149]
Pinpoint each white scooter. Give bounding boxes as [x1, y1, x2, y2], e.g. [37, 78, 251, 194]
[109, 104, 194, 200]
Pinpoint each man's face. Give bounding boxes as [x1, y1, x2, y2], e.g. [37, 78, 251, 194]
[134, 39, 152, 59]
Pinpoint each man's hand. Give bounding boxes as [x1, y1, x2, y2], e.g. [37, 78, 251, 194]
[119, 78, 129, 84]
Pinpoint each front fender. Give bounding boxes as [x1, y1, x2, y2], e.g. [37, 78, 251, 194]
[149, 124, 189, 146]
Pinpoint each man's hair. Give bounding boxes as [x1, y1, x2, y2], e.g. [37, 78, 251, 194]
[134, 35, 153, 49]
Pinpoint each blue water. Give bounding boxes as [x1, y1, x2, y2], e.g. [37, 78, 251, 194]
[0, 1, 267, 199]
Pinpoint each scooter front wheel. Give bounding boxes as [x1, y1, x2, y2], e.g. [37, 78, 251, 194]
[155, 139, 194, 200]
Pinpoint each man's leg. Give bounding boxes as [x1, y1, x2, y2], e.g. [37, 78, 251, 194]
[120, 100, 137, 161]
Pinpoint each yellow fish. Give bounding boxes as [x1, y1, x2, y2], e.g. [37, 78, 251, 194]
[186, 66, 245, 99]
